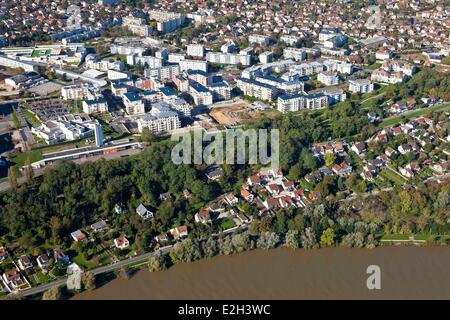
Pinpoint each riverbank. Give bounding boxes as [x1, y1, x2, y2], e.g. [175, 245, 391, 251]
[73, 246, 450, 300]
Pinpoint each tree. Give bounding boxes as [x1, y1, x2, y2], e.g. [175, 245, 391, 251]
[284, 229, 300, 249]
[300, 227, 317, 249]
[42, 286, 62, 300]
[24, 157, 34, 183]
[118, 268, 131, 280]
[7, 168, 17, 191]
[256, 232, 280, 250]
[320, 228, 335, 247]
[82, 271, 96, 291]
[202, 237, 218, 258]
[325, 153, 337, 168]
[148, 251, 169, 272]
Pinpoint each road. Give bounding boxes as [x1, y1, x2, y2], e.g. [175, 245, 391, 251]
[19, 246, 173, 298]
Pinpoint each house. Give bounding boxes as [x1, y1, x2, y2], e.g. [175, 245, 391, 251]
[154, 233, 170, 244]
[136, 204, 154, 220]
[266, 184, 281, 195]
[208, 202, 225, 213]
[114, 236, 130, 250]
[53, 248, 70, 265]
[332, 162, 352, 176]
[278, 195, 294, 208]
[36, 254, 49, 273]
[361, 170, 375, 182]
[90, 220, 107, 232]
[159, 192, 172, 202]
[237, 213, 251, 224]
[0, 246, 8, 264]
[258, 208, 271, 217]
[291, 189, 305, 200]
[114, 203, 125, 214]
[431, 161, 449, 174]
[195, 210, 211, 224]
[351, 142, 366, 155]
[247, 175, 261, 186]
[282, 181, 295, 191]
[398, 144, 412, 155]
[2, 268, 25, 291]
[70, 230, 87, 242]
[385, 147, 397, 158]
[205, 167, 223, 180]
[309, 191, 321, 201]
[17, 255, 33, 271]
[240, 188, 254, 202]
[264, 197, 279, 210]
[400, 167, 415, 178]
[225, 193, 238, 205]
[170, 226, 189, 240]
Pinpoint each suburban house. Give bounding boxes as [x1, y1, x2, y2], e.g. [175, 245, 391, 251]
[170, 226, 189, 240]
[114, 236, 130, 250]
[17, 255, 33, 271]
[136, 204, 154, 220]
[183, 189, 192, 199]
[154, 233, 170, 244]
[431, 161, 449, 174]
[247, 175, 262, 186]
[0, 246, 8, 264]
[208, 202, 225, 213]
[2, 268, 26, 292]
[266, 184, 281, 195]
[53, 248, 70, 265]
[90, 220, 108, 232]
[264, 197, 279, 210]
[282, 181, 295, 191]
[237, 213, 251, 224]
[240, 188, 254, 202]
[159, 192, 172, 202]
[225, 193, 238, 205]
[351, 142, 366, 155]
[36, 254, 49, 273]
[195, 210, 211, 224]
[385, 147, 397, 158]
[205, 167, 223, 180]
[332, 162, 352, 176]
[70, 230, 87, 242]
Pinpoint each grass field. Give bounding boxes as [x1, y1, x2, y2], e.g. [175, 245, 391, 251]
[219, 218, 236, 231]
[378, 168, 407, 186]
[377, 103, 450, 128]
[23, 110, 42, 126]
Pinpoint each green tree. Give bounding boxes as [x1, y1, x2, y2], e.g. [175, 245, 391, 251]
[320, 228, 335, 247]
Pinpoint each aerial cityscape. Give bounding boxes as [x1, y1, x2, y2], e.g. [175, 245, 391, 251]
[0, 0, 448, 303]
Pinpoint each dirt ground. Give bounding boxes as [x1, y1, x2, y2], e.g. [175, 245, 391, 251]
[209, 100, 277, 126]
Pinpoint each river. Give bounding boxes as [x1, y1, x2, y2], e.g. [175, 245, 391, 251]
[73, 246, 450, 300]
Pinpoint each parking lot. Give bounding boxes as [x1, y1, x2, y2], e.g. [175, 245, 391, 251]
[28, 99, 70, 121]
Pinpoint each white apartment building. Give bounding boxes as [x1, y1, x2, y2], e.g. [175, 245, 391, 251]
[148, 10, 185, 33]
[236, 78, 278, 101]
[277, 94, 304, 113]
[169, 98, 193, 117]
[189, 82, 213, 106]
[221, 42, 237, 54]
[122, 16, 153, 37]
[322, 87, 346, 105]
[110, 44, 146, 56]
[289, 61, 324, 76]
[248, 34, 271, 46]
[304, 93, 328, 109]
[168, 53, 186, 63]
[173, 74, 190, 92]
[349, 79, 374, 94]
[324, 34, 347, 48]
[179, 59, 208, 73]
[31, 118, 94, 145]
[82, 98, 108, 114]
[205, 52, 251, 66]
[318, 71, 339, 86]
[376, 49, 394, 61]
[187, 44, 205, 57]
[259, 51, 273, 64]
[145, 65, 180, 82]
[123, 92, 145, 115]
[371, 69, 406, 84]
[323, 59, 354, 74]
[280, 35, 301, 47]
[127, 55, 162, 68]
[61, 83, 98, 100]
[208, 81, 232, 101]
[86, 58, 124, 72]
[107, 69, 130, 81]
[283, 48, 307, 61]
[319, 28, 342, 42]
[382, 60, 417, 76]
[137, 111, 181, 133]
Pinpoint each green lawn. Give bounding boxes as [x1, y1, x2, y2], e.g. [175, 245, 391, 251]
[219, 218, 236, 231]
[23, 110, 42, 126]
[377, 103, 450, 128]
[381, 234, 410, 240]
[9, 149, 43, 175]
[379, 168, 406, 186]
[71, 255, 97, 270]
[12, 109, 20, 129]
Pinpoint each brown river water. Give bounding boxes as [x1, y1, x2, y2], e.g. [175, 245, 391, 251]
[73, 246, 450, 300]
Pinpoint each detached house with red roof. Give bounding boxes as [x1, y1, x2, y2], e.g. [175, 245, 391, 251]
[170, 226, 189, 240]
[195, 210, 211, 224]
